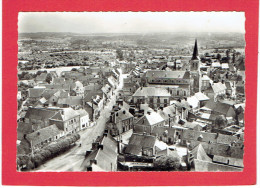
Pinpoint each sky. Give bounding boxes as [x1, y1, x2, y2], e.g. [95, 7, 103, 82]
[18, 12, 245, 34]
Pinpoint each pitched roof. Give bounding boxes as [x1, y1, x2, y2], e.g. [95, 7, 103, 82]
[136, 111, 165, 126]
[187, 96, 200, 109]
[195, 92, 210, 101]
[213, 155, 244, 168]
[125, 134, 156, 155]
[57, 96, 83, 106]
[24, 107, 58, 121]
[205, 100, 234, 115]
[50, 108, 80, 121]
[26, 124, 61, 147]
[84, 90, 103, 102]
[41, 89, 61, 100]
[146, 70, 190, 79]
[191, 144, 212, 162]
[221, 63, 229, 69]
[76, 109, 89, 117]
[211, 82, 227, 93]
[133, 87, 171, 97]
[81, 135, 118, 171]
[28, 88, 45, 98]
[35, 73, 48, 81]
[152, 126, 175, 137]
[115, 108, 133, 123]
[53, 77, 66, 84]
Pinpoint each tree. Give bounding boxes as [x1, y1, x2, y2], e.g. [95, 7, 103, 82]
[154, 155, 181, 171]
[24, 74, 33, 80]
[215, 115, 227, 129]
[116, 49, 124, 61]
[216, 53, 221, 60]
[45, 73, 52, 84]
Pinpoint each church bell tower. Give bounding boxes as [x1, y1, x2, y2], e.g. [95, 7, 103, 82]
[190, 39, 201, 94]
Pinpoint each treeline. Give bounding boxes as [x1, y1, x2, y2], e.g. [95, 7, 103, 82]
[17, 134, 80, 171]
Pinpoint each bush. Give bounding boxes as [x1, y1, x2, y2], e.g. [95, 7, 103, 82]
[154, 156, 181, 171]
[17, 134, 80, 170]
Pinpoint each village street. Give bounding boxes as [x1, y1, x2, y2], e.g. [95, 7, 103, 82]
[34, 70, 125, 172]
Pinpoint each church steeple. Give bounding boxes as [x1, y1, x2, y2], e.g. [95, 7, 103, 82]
[191, 39, 199, 60]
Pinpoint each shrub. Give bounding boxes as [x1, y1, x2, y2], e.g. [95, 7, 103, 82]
[154, 156, 181, 171]
[17, 134, 80, 169]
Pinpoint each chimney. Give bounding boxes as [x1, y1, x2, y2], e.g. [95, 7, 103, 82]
[85, 150, 92, 157]
[147, 111, 151, 115]
[123, 110, 126, 114]
[92, 142, 99, 150]
[98, 144, 104, 150]
[103, 133, 108, 137]
[90, 159, 97, 165]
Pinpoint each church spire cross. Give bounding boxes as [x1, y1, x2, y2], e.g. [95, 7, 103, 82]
[192, 39, 199, 60]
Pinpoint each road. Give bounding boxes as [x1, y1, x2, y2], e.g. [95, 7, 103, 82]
[34, 69, 124, 171]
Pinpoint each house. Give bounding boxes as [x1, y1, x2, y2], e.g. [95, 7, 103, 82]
[25, 124, 62, 150]
[53, 77, 66, 85]
[35, 73, 48, 83]
[159, 105, 177, 125]
[204, 82, 227, 101]
[101, 84, 112, 101]
[201, 75, 212, 91]
[76, 109, 90, 130]
[24, 107, 58, 130]
[83, 90, 104, 120]
[72, 81, 84, 96]
[151, 126, 177, 144]
[134, 111, 165, 133]
[221, 63, 229, 70]
[17, 122, 33, 141]
[107, 76, 118, 89]
[57, 96, 83, 108]
[81, 134, 118, 171]
[40, 89, 68, 107]
[236, 81, 245, 97]
[180, 129, 244, 160]
[124, 133, 157, 157]
[109, 107, 134, 136]
[187, 96, 200, 111]
[49, 107, 80, 135]
[225, 81, 236, 97]
[188, 143, 243, 172]
[174, 99, 191, 122]
[194, 92, 210, 107]
[132, 87, 171, 109]
[204, 100, 236, 119]
[28, 88, 45, 102]
[211, 62, 221, 69]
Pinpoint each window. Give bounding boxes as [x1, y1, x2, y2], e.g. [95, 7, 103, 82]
[177, 90, 179, 96]
[164, 99, 167, 104]
[157, 98, 160, 103]
[183, 91, 186, 96]
[149, 98, 153, 103]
